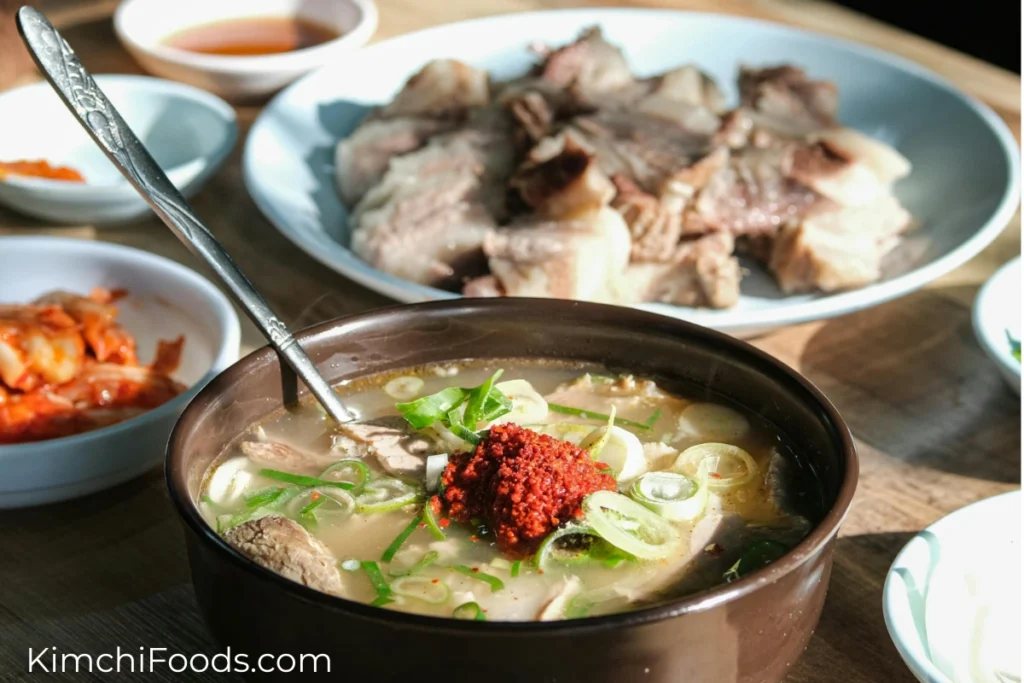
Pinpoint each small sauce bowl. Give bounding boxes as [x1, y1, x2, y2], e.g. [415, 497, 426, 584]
[114, 0, 378, 100]
[0, 75, 236, 225]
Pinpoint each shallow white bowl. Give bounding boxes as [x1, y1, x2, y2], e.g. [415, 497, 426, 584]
[244, 9, 1020, 338]
[0, 237, 240, 508]
[114, 0, 378, 100]
[0, 75, 236, 225]
[884, 491, 1021, 683]
[972, 256, 1021, 394]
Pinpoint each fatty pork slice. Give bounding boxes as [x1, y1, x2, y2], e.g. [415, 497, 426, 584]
[334, 60, 490, 207]
[335, 117, 452, 207]
[769, 194, 912, 293]
[616, 232, 741, 309]
[510, 132, 615, 219]
[480, 208, 632, 302]
[351, 117, 516, 288]
[538, 26, 635, 96]
[631, 65, 726, 135]
[738, 65, 838, 136]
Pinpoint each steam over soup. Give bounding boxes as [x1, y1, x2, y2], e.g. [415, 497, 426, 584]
[200, 362, 820, 621]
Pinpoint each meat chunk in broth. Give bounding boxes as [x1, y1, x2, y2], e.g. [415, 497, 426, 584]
[332, 416, 433, 479]
[223, 516, 344, 596]
[241, 440, 340, 471]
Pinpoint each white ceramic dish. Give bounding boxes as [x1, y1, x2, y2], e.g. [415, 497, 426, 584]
[884, 490, 1021, 683]
[244, 9, 1021, 338]
[0, 237, 240, 508]
[114, 0, 378, 100]
[0, 75, 236, 225]
[972, 256, 1021, 394]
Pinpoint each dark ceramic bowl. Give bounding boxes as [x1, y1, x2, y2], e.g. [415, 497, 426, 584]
[167, 299, 857, 683]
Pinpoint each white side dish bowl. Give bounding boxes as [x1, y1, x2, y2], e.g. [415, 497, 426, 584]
[972, 256, 1021, 394]
[0, 75, 236, 225]
[114, 0, 378, 100]
[0, 237, 240, 508]
[244, 9, 1020, 337]
[884, 490, 1021, 683]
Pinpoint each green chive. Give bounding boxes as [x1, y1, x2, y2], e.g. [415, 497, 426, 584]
[452, 601, 486, 621]
[510, 560, 522, 578]
[463, 370, 503, 428]
[300, 496, 327, 517]
[547, 403, 652, 431]
[390, 550, 439, 578]
[423, 499, 446, 540]
[244, 487, 285, 508]
[396, 387, 469, 430]
[644, 408, 663, 428]
[452, 565, 505, 592]
[381, 515, 423, 563]
[361, 561, 392, 601]
[259, 468, 354, 490]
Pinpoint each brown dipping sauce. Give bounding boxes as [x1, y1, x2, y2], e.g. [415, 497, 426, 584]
[163, 16, 339, 56]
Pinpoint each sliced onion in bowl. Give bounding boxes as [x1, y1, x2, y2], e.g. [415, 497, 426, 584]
[673, 443, 758, 491]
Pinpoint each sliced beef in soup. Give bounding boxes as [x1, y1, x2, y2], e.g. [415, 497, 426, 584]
[223, 516, 344, 596]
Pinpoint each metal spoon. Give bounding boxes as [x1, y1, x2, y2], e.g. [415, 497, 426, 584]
[16, 6, 355, 423]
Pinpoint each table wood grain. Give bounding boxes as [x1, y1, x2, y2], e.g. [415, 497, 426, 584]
[0, 1, 1019, 681]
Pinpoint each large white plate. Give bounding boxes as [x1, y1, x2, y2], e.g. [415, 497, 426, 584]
[244, 9, 1020, 337]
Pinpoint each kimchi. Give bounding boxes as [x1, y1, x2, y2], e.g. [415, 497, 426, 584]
[0, 288, 185, 444]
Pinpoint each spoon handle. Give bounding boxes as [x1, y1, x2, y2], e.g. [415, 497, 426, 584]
[16, 6, 354, 423]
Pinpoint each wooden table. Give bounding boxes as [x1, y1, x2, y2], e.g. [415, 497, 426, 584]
[0, 1, 1019, 681]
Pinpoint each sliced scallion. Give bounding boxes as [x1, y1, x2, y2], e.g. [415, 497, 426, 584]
[391, 576, 451, 604]
[534, 525, 600, 568]
[423, 498, 446, 540]
[396, 387, 468, 430]
[462, 369, 503, 428]
[452, 565, 505, 592]
[449, 423, 482, 446]
[381, 515, 423, 563]
[389, 550, 439, 578]
[318, 460, 370, 494]
[510, 560, 522, 578]
[258, 468, 354, 490]
[452, 602, 486, 621]
[361, 560, 392, 603]
[355, 478, 423, 514]
[547, 403, 651, 431]
[244, 487, 285, 508]
[644, 408, 663, 428]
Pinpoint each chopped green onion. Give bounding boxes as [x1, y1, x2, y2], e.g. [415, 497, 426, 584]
[534, 524, 600, 568]
[1008, 330, 1021, 362]
[452, 602, 486, 621]
[547, 403, 651, 431]
[564, 594, 594, 619]
[510, 560, 522, 578]
[391, 576, 451, 604]
[361, 561, 392, 603]
[582, 491, 680, 560]
[259, 468, 354, 490]
[389, 550, 439, 578]
[298, 496, 328, 528]
[423, 498, 446, 540]
[723, 540, 789, 583]
[370, 595, 394, 607]
[463, 370, 503, 428]
[644, 408, 663, 428]
[222, 487, 302, 531]
[355, 478, 423, 514]
[381, 515, 423, 563]
[396, 387, 469, 430]
[200, 494, 218, 508]
[341, 559, 361, 572]
[587, 374, 616, 383]
[318, 460, 370, 494]
[452, 565, 505, 592]
[449, 423, 482, 446]
[244, 487, 285, 508]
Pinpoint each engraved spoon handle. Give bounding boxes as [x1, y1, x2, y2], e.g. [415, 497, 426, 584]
[16, 6, 355, 423]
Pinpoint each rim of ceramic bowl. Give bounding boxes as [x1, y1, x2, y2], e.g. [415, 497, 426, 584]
[882, 490, 1022, 683]
[972, 256, 1021, 384]
[113, 0, 378, 73]
[0, 75, 238, 192]
[167, 298, 859, 634]
[0, 236, 241, 458]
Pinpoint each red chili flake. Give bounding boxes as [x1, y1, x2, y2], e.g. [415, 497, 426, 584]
[418, 522, 427, 528]
[471, 567, 480, 573]
[439, 518, 451, 528]
[537, 569, 544, 575]
[429, 495, 443, 516]
[709, 472, 723, 479]
[310, 492, 322, 501]
[470, 535, 480, 543]
[431, 579, 440, 584]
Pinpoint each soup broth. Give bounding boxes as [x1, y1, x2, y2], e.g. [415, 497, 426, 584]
[200, 361, 818, 621]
